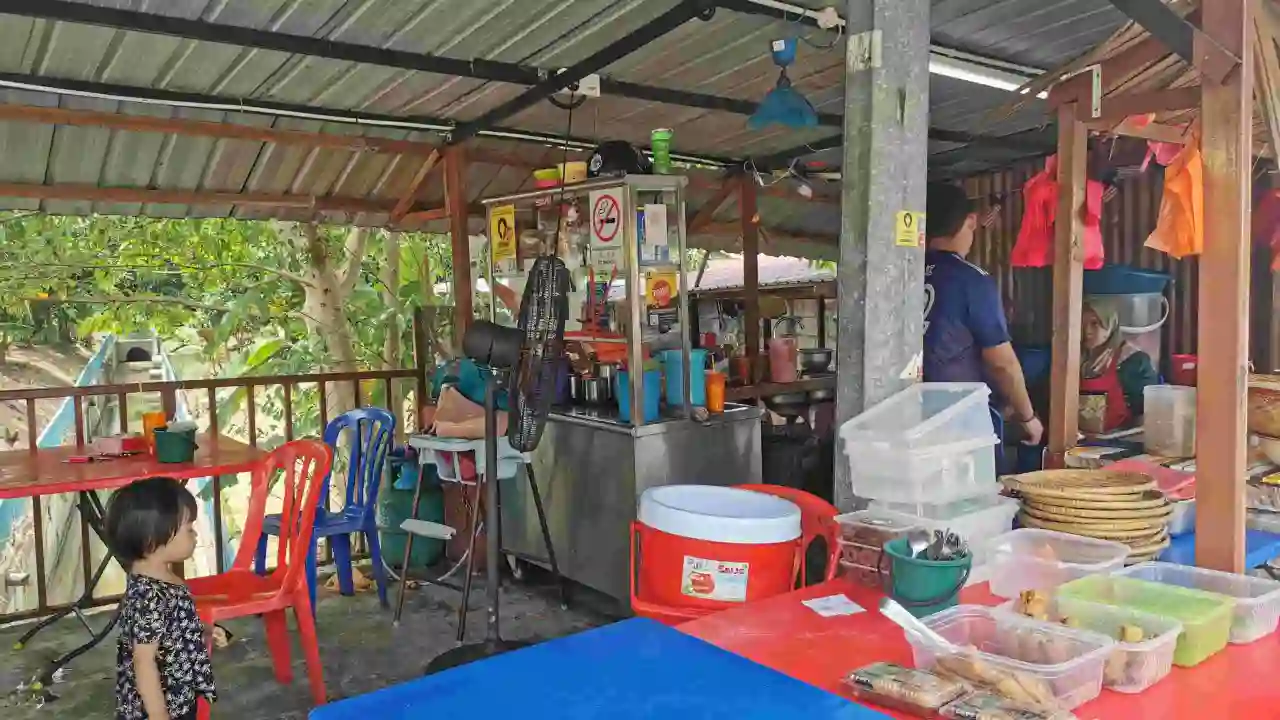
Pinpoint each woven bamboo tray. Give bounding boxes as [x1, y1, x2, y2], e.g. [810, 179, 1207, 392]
[1016, 490, 1169, 512]
[1020, 504, 1170, 531]
[1022, 497, 1173, 521]
[1003, 470, 1156, 501]
[1018, 513, 1168, 541]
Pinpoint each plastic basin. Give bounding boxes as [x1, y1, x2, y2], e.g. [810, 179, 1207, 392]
[986, 528, 1130, 600]
[1114, 561, 1280, 644]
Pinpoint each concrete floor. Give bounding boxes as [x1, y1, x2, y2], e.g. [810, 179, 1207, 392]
[0, 565, 616, 718]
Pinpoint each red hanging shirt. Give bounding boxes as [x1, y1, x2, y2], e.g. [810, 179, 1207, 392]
[1010, 155, 1105, 270]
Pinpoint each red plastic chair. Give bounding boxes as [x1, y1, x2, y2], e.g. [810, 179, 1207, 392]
[734, 484, 841, 585]
[188, 439, 334, 718]
[629, 485, 840, 626]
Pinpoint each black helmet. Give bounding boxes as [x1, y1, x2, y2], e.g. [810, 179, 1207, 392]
[587, 141, 652, 178]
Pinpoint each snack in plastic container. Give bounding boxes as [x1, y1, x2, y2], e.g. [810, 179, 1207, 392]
[941, 692, 1079, 720]
[932, 652, 1059, 711]
[844, 662, 969, 717]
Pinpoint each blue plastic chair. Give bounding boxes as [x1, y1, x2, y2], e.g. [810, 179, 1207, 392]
[254, 408, 396, 611]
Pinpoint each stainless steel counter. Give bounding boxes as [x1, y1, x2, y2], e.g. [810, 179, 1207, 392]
[499, 404, 763, 601]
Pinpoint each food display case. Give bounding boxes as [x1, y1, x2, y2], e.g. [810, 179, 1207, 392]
[480, 175, 762, 601]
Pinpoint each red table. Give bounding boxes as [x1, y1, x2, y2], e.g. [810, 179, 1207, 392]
[681, 578, 1280, 719]
[0, 435, 262, 688]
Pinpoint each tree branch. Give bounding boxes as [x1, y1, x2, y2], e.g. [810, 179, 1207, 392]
[20, 295, 230, 311]
[340, 227, 371, 295]
[0, 258, 315, 288]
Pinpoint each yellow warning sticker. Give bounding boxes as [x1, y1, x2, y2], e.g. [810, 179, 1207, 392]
[895, 210, 926, 247]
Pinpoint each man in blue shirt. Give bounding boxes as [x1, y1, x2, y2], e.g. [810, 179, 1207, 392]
[924, 183, 1043, 445]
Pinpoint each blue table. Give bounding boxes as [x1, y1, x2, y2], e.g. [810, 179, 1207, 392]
[1161, 529, 1280, 568]
[310, 618, 887, 719]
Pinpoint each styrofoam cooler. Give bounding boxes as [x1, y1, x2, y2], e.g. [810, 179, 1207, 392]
[840, 383, 998, 504]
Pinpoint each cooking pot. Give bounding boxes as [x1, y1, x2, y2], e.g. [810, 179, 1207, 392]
[799, 348, 832, 374]
[581, 377, 608, 405]
[765, 391, 811, 419]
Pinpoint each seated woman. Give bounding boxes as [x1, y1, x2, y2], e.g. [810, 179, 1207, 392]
[1080, 300, 1159, 433]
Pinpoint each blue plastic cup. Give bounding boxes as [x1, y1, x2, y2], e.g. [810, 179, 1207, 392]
[616, 370, 662, 423]
[658, 349, 708, 406]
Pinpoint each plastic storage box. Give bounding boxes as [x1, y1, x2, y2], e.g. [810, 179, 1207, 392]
[1144, 385, 1197, 458]
[867, 496, 1019, 569]
[875, 493, 1005, 521]
[1114, 561, 1280, 644]
[834, 510, 919, 587]
[997, 596, 1183, 694]
[906, 605, 1115, 710]
[1057, 574, 1235, 667]
[986, 528, 1130, 600]
[840, 383, 998, 504]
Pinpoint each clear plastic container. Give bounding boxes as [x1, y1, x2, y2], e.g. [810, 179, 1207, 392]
[986, 529, 1130, 600]
[868, 496, 1019, 569]
[834, 510, 919, 587]
[997, 596, 1183, 694]
[843, 662, 968, 716]
[1057, 574, 1234, 667]
[841, 383, 999, 504]
[876, 493, 1005, 521]
[1114, 561, 1280, 644]
[1167, 499, 1196, 536]
[907, 605, 1115, 710]
[1143, 385, 1197, 458]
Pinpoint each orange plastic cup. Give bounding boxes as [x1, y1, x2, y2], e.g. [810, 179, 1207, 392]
[141, 411, 168, 453]
[705, 371, 727, 413]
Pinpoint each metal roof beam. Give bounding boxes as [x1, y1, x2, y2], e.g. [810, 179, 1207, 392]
[449, 0, 717, 143]
[749, 127, 1056, 171]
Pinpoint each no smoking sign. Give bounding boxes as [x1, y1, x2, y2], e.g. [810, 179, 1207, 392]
[589, 190, 621, 247]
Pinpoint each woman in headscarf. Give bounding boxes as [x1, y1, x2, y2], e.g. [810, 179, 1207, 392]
[1080, 299, 1159, 433]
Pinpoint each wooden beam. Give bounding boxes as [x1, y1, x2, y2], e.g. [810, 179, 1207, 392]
[1047, 104, 1088, 467]
[0, 181, 393, 213]
[688, 177, 740, 234]
[1085, 117, 1190, 143]
[1195, 0, 1252, 573]
[399, 203, 486, 226]
[391, 148, 442, 223]
[444, 147, 472, 345]
[1093, 87, 1201, 121]
[741, 181, 761, 383]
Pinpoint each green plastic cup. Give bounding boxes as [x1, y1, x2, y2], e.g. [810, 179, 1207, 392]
[651, 128, 673, 174]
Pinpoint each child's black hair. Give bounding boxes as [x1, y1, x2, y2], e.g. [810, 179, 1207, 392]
[104, 477, 197, 568]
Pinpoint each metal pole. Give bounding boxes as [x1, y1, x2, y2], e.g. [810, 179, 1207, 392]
[833, 0, 930, 510]
[484, 374, 502, 641]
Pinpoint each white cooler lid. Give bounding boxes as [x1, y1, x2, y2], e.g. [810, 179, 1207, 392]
[639, 485, 802, 545]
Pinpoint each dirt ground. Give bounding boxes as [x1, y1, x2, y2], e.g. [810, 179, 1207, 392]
[0, 344, 96, 451]
[0, 564, 618, 719]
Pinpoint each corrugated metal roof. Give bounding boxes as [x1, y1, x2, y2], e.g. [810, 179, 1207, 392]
[0, 0, 1136, 248]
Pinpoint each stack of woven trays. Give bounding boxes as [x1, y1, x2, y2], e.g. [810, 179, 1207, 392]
[1002, 470, 1171, 563]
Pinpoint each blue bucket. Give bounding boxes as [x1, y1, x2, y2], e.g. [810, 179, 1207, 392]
[659, 349, 708, 406]
[1083, 265, 1171, 295]
[616, 370, 662, 423]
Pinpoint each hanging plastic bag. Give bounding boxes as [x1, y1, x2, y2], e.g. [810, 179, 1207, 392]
[1145, 132, 1203, 259]
[1252, 189, 1280, 271]
[1010, 155, 1105, 269]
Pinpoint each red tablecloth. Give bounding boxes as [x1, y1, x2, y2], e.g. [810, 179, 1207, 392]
[0, 434, 262, 499]
[680, 579, 1280, 719]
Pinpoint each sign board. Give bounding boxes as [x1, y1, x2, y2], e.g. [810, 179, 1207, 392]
[589, 190, 622, 249]
[646, 269, 678, 309]
[894, 210, 926, 247]
[489, 204, 517, 262]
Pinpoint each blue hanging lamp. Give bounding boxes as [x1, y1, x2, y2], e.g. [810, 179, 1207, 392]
[749, 38, 819, 130]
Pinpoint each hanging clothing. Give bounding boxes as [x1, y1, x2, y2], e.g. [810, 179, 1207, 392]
[1010, 155, 1105, 270]
[1253, 189, 1280, 271]
[1145, 133, 1203, 258]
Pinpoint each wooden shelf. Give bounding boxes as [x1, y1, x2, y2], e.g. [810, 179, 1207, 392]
[724, 376, 835, 402]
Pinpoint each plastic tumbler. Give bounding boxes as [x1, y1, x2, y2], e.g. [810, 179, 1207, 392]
[705, 371, 727, 413]
[141, 411, 168, 453]
[651, 128, 673, 174]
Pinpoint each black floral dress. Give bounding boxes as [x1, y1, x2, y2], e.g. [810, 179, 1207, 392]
[115, 574, 216, 720]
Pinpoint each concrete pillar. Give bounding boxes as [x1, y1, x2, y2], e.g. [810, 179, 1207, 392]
[833, 0, 931, 510]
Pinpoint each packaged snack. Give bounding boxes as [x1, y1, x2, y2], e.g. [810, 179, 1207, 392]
[941, 692, 1079, 720]
[844, 662, 968, 717]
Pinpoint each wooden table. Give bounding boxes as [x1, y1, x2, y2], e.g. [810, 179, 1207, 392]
[682, 579, 1280, 719]
[0, 435, 262, 686]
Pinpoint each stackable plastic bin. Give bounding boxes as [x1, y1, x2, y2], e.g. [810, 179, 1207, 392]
[1114, 561, 1280, 644]
[986, 528, 1130, 600]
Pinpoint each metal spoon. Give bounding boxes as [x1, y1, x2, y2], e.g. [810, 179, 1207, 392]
[907, 529, 930, 559]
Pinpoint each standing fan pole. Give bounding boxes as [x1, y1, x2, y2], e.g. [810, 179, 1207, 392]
[483, 373, 502, 642]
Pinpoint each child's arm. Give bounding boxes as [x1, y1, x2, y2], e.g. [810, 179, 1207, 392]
[133, 643, 171, 720]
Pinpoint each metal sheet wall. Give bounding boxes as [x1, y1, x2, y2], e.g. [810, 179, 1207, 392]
[960, 160, 1205, 370]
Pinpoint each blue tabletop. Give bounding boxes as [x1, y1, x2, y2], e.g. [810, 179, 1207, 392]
[310, 618, 887, 720]
[1162, 529, 1280, 568]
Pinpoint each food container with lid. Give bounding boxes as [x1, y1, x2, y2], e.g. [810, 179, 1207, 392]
[834, 510, 918, 587]
[1057, 573, 1234, 666]
[1114, 561, 1280, 644]
[906, 605, 1115, 710]
[998, 595, 1183, 694]
[986, 528, 1130, 600]
[868, 497, 1020, 573]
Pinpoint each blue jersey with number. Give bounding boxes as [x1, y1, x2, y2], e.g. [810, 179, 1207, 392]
[923, 250, 1010, 388]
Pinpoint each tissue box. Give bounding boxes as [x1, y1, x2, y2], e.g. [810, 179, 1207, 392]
[95, 434, 148, 455]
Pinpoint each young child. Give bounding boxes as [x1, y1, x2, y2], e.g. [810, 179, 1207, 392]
[105, 477, 216, 720]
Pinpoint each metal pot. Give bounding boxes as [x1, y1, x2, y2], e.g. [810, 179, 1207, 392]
[808, 388, 835, 403]
[799, 348, 833, 374]
[581, 377, 608, 405]
[594, 362, 618, 389]
[765, 391, 811, 419]
[569, 374, 586, 403]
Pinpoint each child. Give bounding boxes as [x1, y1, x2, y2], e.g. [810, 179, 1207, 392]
[105, 477, 216, 720]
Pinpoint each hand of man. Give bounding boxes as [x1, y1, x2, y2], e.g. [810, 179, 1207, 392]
[1019, 415, 1045, 446]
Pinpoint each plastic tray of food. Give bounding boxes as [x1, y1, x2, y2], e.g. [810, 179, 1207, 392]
[1057, 574, 1234, 667]
[843, 662, 968, 717]
[906, 605, 1115, 710]
[940, 692, 1079, 720]
[985, 528, 1130, 600]
[835, 509, 920, 546]
[998, 592, 1183, 694]
[1114, 561, 1280, 644]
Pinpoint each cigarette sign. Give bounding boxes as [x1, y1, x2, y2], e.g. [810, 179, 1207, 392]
[590, 190, 621, 245]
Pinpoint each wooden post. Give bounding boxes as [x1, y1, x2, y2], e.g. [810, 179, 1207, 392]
[1046, 103, 1087, 467]
[741, 180, 761, 382]
[1195, 0, 1252, 573]
[444, 146, 473, 347]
